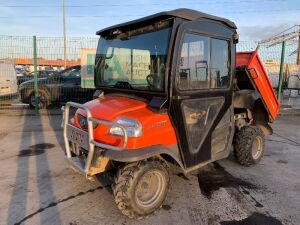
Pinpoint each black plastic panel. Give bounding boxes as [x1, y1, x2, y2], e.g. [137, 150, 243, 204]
[169, 19, 235, 169]
[180, 97, 224, 163]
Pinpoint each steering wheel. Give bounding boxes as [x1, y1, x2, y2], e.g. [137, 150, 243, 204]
[146, 74, 156, 87]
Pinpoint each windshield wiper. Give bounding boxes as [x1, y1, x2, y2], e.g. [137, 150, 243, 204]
[114, 81, 133, 90]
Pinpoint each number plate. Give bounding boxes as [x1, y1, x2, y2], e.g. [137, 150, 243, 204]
[66, 124, 89, 150]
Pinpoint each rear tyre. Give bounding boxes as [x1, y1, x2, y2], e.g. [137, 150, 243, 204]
[29, 90, 50, 109]
[112, 158, 169, 219]
[233, 126, 265, 166]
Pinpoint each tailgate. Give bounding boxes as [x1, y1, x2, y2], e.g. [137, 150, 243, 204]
[236, 50, 280, 121]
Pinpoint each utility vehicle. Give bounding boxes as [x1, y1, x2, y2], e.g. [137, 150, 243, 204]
[62, 8, 279, 219]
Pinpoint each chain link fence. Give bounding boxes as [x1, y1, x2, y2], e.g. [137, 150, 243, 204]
[237, 39, 300, 108]
[0, 35, 299, 111]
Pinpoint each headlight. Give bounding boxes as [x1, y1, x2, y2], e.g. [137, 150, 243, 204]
[77, 114, 97, 129]
[109, 117, 142, 137]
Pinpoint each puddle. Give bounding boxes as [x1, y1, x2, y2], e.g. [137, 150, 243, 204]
[69, 221, 80, 225]
[29, 143, 55, 150]
[18, 143, 55, 157]
[162, 204, 172, 210]
[197, 163, 258, 198]
[241, 187, 264, 208]
[220, 212, 283, 225]
[177, 173, 189, 180]
[277, 160, 288, 164]
[18, 149, 45, 157]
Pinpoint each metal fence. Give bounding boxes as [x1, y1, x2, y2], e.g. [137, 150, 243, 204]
[0, 35, 299, 111]
[237, 40, 300, 109]
[0, 35, 98, 111]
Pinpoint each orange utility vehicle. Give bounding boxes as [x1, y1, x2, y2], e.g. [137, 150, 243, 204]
[63, 9, 279, 219]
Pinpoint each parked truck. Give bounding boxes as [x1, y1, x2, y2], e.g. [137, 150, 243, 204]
[62, 8, 280, 219]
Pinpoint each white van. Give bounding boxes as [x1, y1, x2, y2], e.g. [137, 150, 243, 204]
[0, 60, 18, 99]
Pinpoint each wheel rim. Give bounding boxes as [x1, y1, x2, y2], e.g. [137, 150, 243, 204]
[135, 170, 166, 209]
[31, 93, 47, 108]
[252, 136, 263, 160]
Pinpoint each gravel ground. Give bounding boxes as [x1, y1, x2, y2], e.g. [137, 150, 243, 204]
[0, 113, 299, 225]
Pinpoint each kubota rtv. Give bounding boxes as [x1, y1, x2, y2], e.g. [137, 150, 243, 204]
[62, 8, 279, 219]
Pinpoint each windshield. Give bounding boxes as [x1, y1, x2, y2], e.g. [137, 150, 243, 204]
[95, 21, 172, 92]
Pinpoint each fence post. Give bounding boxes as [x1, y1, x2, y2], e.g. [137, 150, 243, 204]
[277, 40, 286, 102]
[33, 36, 39, 114]
[297, 34, 300, 65]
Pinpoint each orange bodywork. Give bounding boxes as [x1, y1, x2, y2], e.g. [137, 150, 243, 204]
[74, 96, 178, 150]
[71, 51, 278, 152]
[236, 50, 280, 121]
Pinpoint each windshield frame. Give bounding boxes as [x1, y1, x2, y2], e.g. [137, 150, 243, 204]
[94, 18, 175, 97]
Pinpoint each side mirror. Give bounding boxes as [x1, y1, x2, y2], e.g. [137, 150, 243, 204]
[93, 89, 104, 99]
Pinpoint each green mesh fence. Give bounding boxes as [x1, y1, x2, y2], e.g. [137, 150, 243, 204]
[0, 35, 299, 110]
[0, 35, 98, 110]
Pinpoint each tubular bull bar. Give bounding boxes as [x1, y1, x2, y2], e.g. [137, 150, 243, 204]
[62, 102, 128, 175]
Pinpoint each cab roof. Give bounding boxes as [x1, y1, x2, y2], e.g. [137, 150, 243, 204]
[96, 8, 237, 35]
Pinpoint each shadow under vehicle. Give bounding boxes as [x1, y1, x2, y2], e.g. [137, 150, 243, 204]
[62, 8, 280, 219]
[19, 65, 95, 108]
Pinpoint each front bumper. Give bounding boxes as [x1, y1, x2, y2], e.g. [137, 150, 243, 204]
[63, 101, 128, 175]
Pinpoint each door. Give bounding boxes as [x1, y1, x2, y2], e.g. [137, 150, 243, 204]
[170, 20, 236, 168]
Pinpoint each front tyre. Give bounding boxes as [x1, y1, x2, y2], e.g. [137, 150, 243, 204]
[233, 126, 265, 166]
[112, 158, 169, 219]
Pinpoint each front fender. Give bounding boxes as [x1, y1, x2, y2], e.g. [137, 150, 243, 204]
[100, 144, 184, 169]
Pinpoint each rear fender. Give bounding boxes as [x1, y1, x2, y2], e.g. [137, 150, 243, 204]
[252, 99, 273, 135]
[233, 89, 260, 109]
[234, 90, 273, 135]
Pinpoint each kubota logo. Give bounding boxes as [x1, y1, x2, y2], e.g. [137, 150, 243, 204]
[148, 121, 167, 129]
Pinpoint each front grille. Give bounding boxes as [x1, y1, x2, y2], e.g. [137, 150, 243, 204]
[77, 114, 88, 129]
[77, 113, 98, 129]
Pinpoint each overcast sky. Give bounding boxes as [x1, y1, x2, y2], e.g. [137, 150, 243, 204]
[0, 0, 299, 41]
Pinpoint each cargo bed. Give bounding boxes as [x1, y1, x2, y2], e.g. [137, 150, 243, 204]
[236, 50, 280, 120]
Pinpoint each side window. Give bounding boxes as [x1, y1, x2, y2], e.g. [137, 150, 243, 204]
[211, 39, 229, 88]
[178, 33, 209, 90]
[178, 33, 230, 90]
